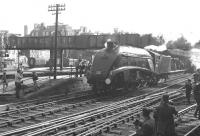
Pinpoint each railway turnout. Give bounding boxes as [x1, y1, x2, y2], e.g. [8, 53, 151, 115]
[0, 73, 194, 136]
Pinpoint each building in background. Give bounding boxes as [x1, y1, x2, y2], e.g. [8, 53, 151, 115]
[0, 31, 24, 71]
[30, 23, 75, 37]
[23, 23, 93, 68]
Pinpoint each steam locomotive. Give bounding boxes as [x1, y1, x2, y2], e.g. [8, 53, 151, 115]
[87, 41, 172, 92]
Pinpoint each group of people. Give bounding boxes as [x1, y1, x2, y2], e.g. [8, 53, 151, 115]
[1, 69, 39, 98]
[135, 77, 200, 136]
[135, 94, 178, 136]
[75, 59, 91, 77]
[182, 78, 200, 119]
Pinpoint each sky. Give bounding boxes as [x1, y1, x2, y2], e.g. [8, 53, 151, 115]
[0, 0, 200, 44]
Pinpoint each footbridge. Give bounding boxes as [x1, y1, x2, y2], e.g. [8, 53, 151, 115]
[5, 34, 153, 50]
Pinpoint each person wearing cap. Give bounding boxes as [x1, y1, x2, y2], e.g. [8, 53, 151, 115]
[154, 94, 178, 136]
[135, 107, 155, 136]
[182, 79, 192, 104]
[193, 82, 200, 119]
[1, 71, 8, 93]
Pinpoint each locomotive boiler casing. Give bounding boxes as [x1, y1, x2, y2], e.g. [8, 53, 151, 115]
[87, 45, 157, 91]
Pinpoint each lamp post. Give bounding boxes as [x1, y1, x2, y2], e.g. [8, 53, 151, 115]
[48, 4, 65, 79]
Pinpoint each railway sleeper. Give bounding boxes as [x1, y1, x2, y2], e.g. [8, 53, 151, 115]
[7, 118, 24, 126]
[22, 120, 36, 125]
[10, 123, 26, 128]
[0, 121, 10, 128]
[53, 113, 66, 117]
[0, 109, 22, 117]
[60, 111, 70, 115]
[77, 120, 86, 125]
[108, 129, 122, 135]
[96, 112, 142, 135]
[0, 126, 17, 133]
[86, 117, 96, 122]
[32, 116, 51, 122]
[28, 102, 55, 110]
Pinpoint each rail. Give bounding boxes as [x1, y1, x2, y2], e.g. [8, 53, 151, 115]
[184, 123, 200, 136]
[74, 91, 183, 136]
[6, 86, 183, 136]
[0, 73, 191, 136]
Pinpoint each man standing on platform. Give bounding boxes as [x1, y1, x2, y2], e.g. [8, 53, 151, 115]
[15, 69, 23, 98]
[1, 71, 8, 93]
[32, 72, 39, 91]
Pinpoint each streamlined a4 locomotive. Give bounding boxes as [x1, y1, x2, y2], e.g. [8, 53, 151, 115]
[87, 41, 171, 92]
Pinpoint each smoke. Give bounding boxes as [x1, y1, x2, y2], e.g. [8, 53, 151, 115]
[189, 48, 200, 70]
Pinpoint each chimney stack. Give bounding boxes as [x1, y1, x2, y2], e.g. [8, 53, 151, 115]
[24, 25, 28, 36]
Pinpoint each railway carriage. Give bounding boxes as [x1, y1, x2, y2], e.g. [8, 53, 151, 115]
[87, 42, 172, 92]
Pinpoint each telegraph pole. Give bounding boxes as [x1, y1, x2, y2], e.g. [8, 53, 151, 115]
[0, 31, 8, 71]
[48, 4, 65, 79]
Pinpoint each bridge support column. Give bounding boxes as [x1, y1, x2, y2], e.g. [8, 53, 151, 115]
[50, 50, 54, 72]
[60, 49, 63, 70]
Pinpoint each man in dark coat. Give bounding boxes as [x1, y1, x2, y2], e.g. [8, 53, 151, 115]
[193, 72, 199, 83]
[1, 71, 8, 93]
[154, 94, 178, 136]
[183, 79, 192, 104]
[193, 83, 200, 119]
[135, 108, 155, 136]
[32, 72, 39, 91]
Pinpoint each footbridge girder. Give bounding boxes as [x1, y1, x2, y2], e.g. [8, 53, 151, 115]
[5, 34, 150, 50]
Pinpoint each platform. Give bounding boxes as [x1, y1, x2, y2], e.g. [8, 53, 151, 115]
[0, 75, 89, 103]
[0, 67, 77, 79]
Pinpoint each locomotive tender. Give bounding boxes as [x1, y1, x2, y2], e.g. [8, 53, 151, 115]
[87, 41, 171, 92]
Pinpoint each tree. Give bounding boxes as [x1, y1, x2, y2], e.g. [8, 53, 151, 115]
[166, 40, 174, 49]
[194, 40, 200, 48]
[166, 36, 192, 50]
[156, 35, 165, 45]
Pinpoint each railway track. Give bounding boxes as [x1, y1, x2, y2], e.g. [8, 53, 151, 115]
[2, 72, 190, 110]
[65, 92, 197, 136]
[0, 90, 180, 136]
[184, 122, 200, 136]
[54, 91, 195, 136]
[175, 103, 200, 136]
[0, 74, 191, 136]
[14, 89, 183, 136]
